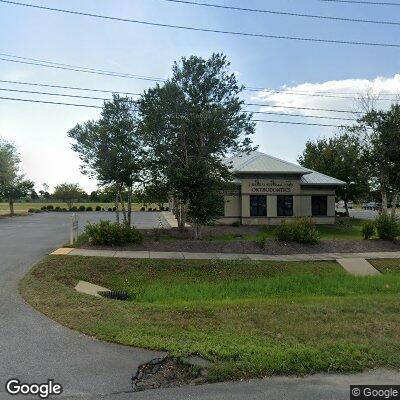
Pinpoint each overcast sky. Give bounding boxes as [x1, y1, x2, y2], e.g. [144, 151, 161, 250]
[1, 0, 399, 193]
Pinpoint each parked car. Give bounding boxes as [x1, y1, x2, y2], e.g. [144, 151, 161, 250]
[362, 202, 381, 211]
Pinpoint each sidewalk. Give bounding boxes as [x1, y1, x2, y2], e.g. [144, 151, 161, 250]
[51, 248, 400, 262]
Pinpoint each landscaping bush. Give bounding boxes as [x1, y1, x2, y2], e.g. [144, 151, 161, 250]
[361, 221, 375, 240]
[274, 218, 320, 244]
[55, 206, 61, 211]
[86, 206, 93, 211]
[40, 206, 47, 211]
[70, 206, 78, 212]
[95, 205, 101, 211]
[46, 205, 54, 210]
[140, 206, 145, 211]
[28, 208, 38, 213]
[61, 208, 68, 212]
[84, 220, 143, 246]
[78, 205, 86, 212]
[107, 207, 112, 211]
[375, 214, 399, 241]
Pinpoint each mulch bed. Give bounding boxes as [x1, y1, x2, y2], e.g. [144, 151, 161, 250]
[80, 238, 400, 255]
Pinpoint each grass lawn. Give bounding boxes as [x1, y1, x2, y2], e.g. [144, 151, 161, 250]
[0, 202, 160, 215]
[208, 218, 365, 242]
[20, 256, 400, 381]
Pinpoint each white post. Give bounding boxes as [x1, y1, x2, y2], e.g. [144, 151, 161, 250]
[70, 213, 78, 245]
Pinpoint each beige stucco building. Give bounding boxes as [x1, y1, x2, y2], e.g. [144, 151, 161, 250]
[220, 151, 345, 225]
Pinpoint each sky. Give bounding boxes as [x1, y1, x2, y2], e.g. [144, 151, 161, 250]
[1, 0, 400, 193]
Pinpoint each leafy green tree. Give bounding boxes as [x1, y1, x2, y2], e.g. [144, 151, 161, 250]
[53, 183, 85, 209]
[68, 94, 145, 225]
[298, 132, 369, 216]
[354, 104, 400, 216]
[138, 53, 255, 237]
[0, 139, 34, 215]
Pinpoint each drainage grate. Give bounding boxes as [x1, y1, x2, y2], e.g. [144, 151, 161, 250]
[99, 290, 130, 301]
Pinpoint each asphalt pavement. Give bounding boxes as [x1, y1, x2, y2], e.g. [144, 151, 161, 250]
[1, 212, 399, 400]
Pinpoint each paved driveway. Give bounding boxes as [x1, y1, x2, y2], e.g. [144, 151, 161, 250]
[1, 212, 399, 399]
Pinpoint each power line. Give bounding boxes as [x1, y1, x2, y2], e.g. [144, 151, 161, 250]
[1, 57, 398, 102]
[249, 110, 355, 121]
[0, 79, 365, 114]
[0, 87, 356, 121]
[0, 56, 165, 82]
[317, 0, 400, 6]
[161, 0, 400, 26]
[0, 96, 102, 108]
[245, 102, 361, 114]
[0, 95, 353, 126]
[0, 79, 141, 96]
[0, 87, 109, 101]
[253, 119, 344, 127]
[1, 0, 400, 47]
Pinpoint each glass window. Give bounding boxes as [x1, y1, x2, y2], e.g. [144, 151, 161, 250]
[277, 195, 293, 217]
[312, 196, 327, 216]
[250, 195, 267, 217]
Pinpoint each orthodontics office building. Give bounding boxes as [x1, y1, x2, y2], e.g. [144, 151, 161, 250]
[221, 151, 345, 225]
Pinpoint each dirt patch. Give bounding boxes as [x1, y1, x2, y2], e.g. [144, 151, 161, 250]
[80, 238, 400, 255]
[132, 357, 204, 392]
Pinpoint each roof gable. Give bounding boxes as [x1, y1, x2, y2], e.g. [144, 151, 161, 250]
[225, 151, 311, 174]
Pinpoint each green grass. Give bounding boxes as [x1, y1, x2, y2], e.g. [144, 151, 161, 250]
[20, 256, 400, 381]
[0, 202, 160, 215]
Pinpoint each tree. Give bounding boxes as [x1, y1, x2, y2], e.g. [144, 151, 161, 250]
[354, 104, 400, 216]
[138, 53, 255, 238]
[298, 132, 369, 216]
[53, 183, 85, 209]
[68, 94, 145, 225]
[0, 139, 34, 215]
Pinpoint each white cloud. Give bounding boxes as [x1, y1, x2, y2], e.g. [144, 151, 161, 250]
[252, 74, 400, 119]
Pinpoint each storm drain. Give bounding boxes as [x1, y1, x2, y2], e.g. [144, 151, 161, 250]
[99, 290, 130, 301]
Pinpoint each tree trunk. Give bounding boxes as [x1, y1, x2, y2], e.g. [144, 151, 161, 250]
[119, 190, 128, 226]
[179, 203, 187, 231]
[9, 199, 14, 216]
[193, 224, 202, 240]
[343, 193, 349, 218]
[391, 192, 398, 219]
[127, 185, 132, 227]
[115, 192, 120, 223]
[382, 190, 388, 215]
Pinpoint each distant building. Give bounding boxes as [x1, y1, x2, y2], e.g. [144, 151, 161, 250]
[221, 150, 345, 225]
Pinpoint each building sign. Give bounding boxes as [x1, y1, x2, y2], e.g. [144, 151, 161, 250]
[249, 179, 294, 194]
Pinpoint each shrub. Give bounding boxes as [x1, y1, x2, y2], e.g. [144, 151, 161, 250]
[40, 206, 47, 211]
[361, 221, 375, 240]
[107, 207, 112, 211]
[70, 206, 78, 212]
[232, 221, 240, 227]
[274, 218, 320, 244]
[55, 206, 61, 211]
[78, 205, 86, 212]
[28, 208, 37, 213]
[165, 207, 169, 211]
[46, 205, 54, 210]
[61, 208, 67, 212]
[86, 206, 93, 212]
[148, 208, 152, 211]
[375, 214, 399, 241]
[140, 206, 145, 211]
[84, 220, 143, 246]
[95, 205, 101, 211]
